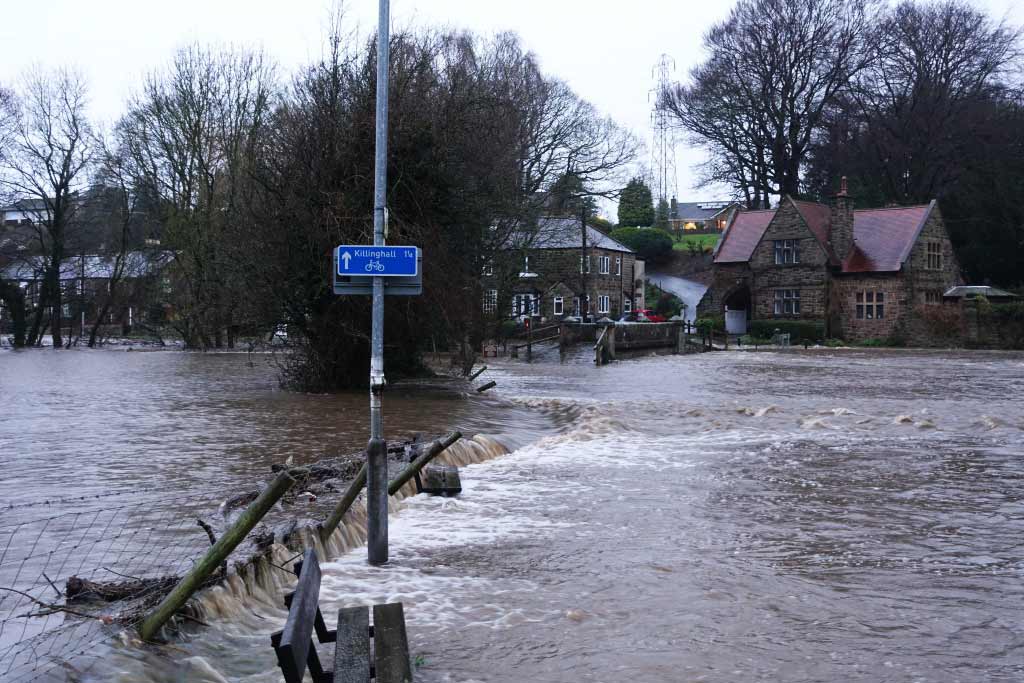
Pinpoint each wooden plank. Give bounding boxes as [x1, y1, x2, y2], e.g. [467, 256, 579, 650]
[275, 549, 321, 683]
[373, 603, 412, 683]
[334, 606, 370, 683]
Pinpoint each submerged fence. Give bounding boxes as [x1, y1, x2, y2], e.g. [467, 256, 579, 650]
[0, 482, 296, 682]
[0, 432, 481, 682]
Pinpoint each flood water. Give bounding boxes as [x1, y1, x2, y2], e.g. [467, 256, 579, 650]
[2, 347, 1023, 681]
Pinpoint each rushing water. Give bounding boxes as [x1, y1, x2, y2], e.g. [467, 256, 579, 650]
[2, 347, 1023, 682]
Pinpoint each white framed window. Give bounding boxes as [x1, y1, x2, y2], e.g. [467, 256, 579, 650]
[615, 257, 621, 275]
[483, 289, 497, 313]
[599, 256, 610, 274]
[598, 295, 610, 314]
[512, 293, 538, 316]
[579, 256, 592, 274]
[773, 289, 801, 315]
[773, 239, 801, 265]
[482, 260, 493, 276]
[856, 291, 885, 319]
[553, 296, 564, 316]
[624, 297, 632, 313]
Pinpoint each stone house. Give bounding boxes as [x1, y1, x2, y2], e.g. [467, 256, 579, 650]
[697, 180, 961, 343]
[483, 217, 645, 322]
[668, 199, 739, 235]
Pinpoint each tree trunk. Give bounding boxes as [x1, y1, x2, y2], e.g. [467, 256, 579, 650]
[0, 281, 28, 348]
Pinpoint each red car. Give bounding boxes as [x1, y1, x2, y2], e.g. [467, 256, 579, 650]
[636, 309, 667, 323]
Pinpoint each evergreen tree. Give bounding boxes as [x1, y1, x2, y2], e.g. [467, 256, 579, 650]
[617, 177, 654, 227]
[654, 197, 670, 230]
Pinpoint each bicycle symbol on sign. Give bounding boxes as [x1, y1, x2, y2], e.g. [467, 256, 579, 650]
[364, 260, 386, 272]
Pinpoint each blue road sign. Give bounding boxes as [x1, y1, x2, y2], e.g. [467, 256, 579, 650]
[336, 245, 419, 277]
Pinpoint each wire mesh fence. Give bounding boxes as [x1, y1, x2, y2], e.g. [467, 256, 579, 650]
[0, 483, 295, 683]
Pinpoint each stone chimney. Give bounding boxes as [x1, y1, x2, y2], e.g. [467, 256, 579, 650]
[670, 196, 678, 220]
[830, 176, 854, 261]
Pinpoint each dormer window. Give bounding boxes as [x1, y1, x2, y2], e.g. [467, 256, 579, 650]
[774, 239, 800, 265]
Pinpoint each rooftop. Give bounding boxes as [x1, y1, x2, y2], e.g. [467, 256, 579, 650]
[713, 198, 934, 274]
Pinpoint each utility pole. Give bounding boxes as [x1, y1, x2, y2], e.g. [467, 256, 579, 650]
[367, 0, 390, 566]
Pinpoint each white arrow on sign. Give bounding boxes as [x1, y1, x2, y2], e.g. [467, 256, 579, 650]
[341, 251, 352, 270]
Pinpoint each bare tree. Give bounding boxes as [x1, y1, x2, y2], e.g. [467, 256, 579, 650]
[0, 67, 96, 347]
[661, 0, 879, 206]
[117, 44, 277, 348]
[848, 0, 1021, 202]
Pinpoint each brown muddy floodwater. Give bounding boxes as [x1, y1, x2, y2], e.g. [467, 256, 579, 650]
[1, 347, 1023, 682]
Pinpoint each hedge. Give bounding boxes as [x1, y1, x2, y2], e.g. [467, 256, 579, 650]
[748, 319, 825, 343]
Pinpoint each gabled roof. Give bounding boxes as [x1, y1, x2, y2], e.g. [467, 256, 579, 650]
[511, 216, 635, 254]
[713, 209, 775, 262]
[672, 202, 735, 222]
[841, 203, 933, 273]
[791, 199, 837, 265]
[713, 198, 937, 274]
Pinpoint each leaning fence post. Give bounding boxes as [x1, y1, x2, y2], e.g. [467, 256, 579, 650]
[320, 463, 368, 542]
[388, 431, 461, 495]
[138, 471, 295, 641]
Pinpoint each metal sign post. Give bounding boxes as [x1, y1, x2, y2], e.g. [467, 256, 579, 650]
[367, 0, 391, 567]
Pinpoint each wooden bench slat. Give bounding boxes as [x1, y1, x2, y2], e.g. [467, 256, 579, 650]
[274, 549, 325, 683]
[334, 606, 370, 683]
[373, 603, 412, 683]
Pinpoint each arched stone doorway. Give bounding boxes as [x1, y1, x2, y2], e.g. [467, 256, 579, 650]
[724, 285, 751, 334]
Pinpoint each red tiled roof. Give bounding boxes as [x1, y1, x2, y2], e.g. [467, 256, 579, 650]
[792, 200, 838, 265]
[713, 198, 935, 273]
[714, 209, 775, 262]
[843, 204, 933, 273]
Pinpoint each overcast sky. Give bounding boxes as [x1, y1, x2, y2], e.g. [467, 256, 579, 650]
[2, 0, 1022, 217]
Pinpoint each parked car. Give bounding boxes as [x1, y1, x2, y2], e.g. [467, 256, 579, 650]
[636, 308, 666, 323]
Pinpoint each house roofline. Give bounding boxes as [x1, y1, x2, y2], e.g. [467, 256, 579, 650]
[897, 200, 937, 267]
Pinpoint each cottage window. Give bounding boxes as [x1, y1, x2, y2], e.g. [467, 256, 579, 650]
[773, 239, 801, 265]
[512, 293, 538, 317]
[773, 289, 801, 315]
[598, 256, 610, 274]
[856, 291, 885, 319]
[553, 296, 564, 316]
[482, 260, 493, 276]
[924, 290, 942, 305]
[598, 295, 610, 314]
[483, 289, 497, 313]
[926, 242, 942, 270]
[579, 256, 592, 274]
[615, 257, 622, 275]
[624, 297, 632, 313]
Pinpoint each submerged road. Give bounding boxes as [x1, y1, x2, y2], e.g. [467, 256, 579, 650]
[646, 270, 709, 321]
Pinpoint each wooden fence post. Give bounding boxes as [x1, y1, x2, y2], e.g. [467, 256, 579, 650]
[320, 463, 368, 542]
[138, 471, 295, 641]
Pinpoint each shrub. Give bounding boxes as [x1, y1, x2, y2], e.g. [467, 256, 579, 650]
[610, 227, 674, 265]
[914, 304, 964, 343]
[748, 319, 825, 343]
[823, 338, 846, 348]
[695, 316, 724, 335]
